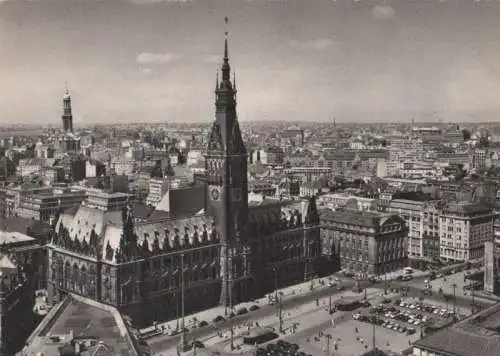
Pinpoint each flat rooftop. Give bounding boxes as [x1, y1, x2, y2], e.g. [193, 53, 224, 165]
[23, 296, 138, 356]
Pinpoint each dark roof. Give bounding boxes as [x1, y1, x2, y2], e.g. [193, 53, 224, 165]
[320, 209, 381, 228]
[132, 203, 154, 220]
[413, 326, 500, 356]
[1, 216, 51, 237]
[442, 202, 493, 216]
[166, 184, 205, 217]
[148, 210, 171, 221]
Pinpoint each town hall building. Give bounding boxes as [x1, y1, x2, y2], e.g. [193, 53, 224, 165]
[46, 33, 322, 327]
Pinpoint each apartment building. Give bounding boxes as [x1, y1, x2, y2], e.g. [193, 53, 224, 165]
[439, 202, 496, 262]
[388, 199, 443, 261]
[17, 188, 87, 222]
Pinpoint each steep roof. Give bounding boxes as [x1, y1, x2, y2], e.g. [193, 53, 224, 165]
[155, 184, 205, 217]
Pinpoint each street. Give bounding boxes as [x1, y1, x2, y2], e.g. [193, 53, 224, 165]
[148, 272, 495, 355]
[148, 278, 357, 353]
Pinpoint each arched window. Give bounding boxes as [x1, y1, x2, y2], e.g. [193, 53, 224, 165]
[64, 261, 71, 289]
[81, 265, 87, 295]
[56, 257, 64, 287]
[73, 263, 79, 292]
[88, 265, 96, 298]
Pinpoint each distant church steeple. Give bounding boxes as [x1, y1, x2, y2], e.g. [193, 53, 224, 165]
[62, 84, 73, 133]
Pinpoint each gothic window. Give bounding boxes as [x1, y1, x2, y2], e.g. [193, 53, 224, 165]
[51, 259, 57, 281]
[55, 257, 63, 286]
[88, 265, 96, 298]
[81, 265, 88, 295]
[64, 261, 71, 289]
[73, 263, 79, 292]
[104, 276, 112, 301]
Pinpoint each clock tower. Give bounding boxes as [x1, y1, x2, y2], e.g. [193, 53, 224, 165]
[205, 20, 249, 310]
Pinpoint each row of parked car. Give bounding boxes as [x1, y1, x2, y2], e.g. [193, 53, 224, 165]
[352, 312, 417, 336]
[211, 304, 261, 324]
[395, 300, 452, 319]
[370, 305, 425, 326]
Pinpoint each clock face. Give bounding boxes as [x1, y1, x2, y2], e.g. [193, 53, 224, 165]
[232, 188, 242, 202]
[210, 187, 220, 201]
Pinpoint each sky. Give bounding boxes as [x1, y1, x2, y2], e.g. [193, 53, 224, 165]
[1, 0, 500, 125]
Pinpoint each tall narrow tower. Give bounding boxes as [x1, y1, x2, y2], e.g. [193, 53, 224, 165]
[205, 18, 248, 310]
[62, 88, 73, 133]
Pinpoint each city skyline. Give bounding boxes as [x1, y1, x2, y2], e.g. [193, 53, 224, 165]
[2, 0, 500, 124]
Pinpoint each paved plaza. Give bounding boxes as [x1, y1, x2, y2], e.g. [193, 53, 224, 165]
[148, 266, 497, 356]
[292, 318, 419, 356]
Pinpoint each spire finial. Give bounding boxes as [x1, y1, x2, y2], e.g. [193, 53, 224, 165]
[64, 81, 69, 95]
[224, 16, 229, 60]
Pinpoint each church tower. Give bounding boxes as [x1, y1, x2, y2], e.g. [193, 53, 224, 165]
[62, 88, 73, 133]
[205, 19, 249, 310]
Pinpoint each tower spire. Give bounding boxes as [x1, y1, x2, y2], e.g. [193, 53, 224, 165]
[224, 16, 229, 62]
[220, 16, 231, 82]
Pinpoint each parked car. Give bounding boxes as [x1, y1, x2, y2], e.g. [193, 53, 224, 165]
[212, 315, 225, 323]
[249, 305, 260, 311]
[236, 307, 248, 316]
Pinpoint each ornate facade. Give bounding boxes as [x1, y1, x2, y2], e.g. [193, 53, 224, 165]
[47, 35, 321, 327]
[320, 209, 408, 276]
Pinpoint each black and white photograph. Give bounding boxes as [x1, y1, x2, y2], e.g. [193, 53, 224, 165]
[2, 0, 500, 355]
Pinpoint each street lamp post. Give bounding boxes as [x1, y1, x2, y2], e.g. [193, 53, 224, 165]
[328, 286, 333, 314]
[273, 267, 279, 302]
[471, 283, 476, 315]
[278, 292, 284, 334]
[452, 283, 457, 319]
[325, 334, 332, 356]
[230, 322, 235, 351]
[180, 253, 187, 352]
[364, 272, 367, 300]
